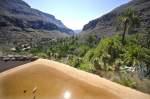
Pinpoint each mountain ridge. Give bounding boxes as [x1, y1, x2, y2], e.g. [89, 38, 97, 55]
[82, 0, 150, 37]
[0, 0, 74, 48]
[0, 0, 74, 34]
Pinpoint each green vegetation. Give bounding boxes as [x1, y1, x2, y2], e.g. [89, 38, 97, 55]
[6, 30, 150, 93]
[4, 7, 150, 93]
[19, 32, 149, 90]
[117, 7, 139, 45]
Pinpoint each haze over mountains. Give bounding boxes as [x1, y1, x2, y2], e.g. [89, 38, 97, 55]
[82, 0, 150, 37]
[0, 0, 74, 47]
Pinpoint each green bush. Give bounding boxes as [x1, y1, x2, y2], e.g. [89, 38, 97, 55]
[79, 63, 95, 73]
[117, 73, 136, 88]
[36, 52, 48, 58]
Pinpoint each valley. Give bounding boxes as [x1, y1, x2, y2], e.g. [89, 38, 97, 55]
[0, 0, 150, 97]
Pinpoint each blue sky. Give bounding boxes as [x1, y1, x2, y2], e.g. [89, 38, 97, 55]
[23, 0, 131, 30]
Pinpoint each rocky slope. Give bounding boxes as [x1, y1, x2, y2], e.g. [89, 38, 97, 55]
[0, 0, 74, 47]
[82, 0, 150, 37]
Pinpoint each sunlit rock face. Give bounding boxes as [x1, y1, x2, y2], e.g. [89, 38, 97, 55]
[0, 59, 149, 99]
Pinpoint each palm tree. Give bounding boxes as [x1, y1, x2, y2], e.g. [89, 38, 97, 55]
[117, 7, 139, 45]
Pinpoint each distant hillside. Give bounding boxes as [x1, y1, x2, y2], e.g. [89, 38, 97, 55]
[0, 0, 74, 47]
[82, 0, 150, 37]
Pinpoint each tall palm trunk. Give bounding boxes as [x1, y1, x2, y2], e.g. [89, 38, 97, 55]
[122, 19, 128, 45]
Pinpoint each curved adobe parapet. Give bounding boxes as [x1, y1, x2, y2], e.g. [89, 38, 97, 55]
[0, 59, 149, 99]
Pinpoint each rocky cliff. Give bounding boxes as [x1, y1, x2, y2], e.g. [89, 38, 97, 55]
[0, 0, 74, 47]
[82, 0, 150, 37]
